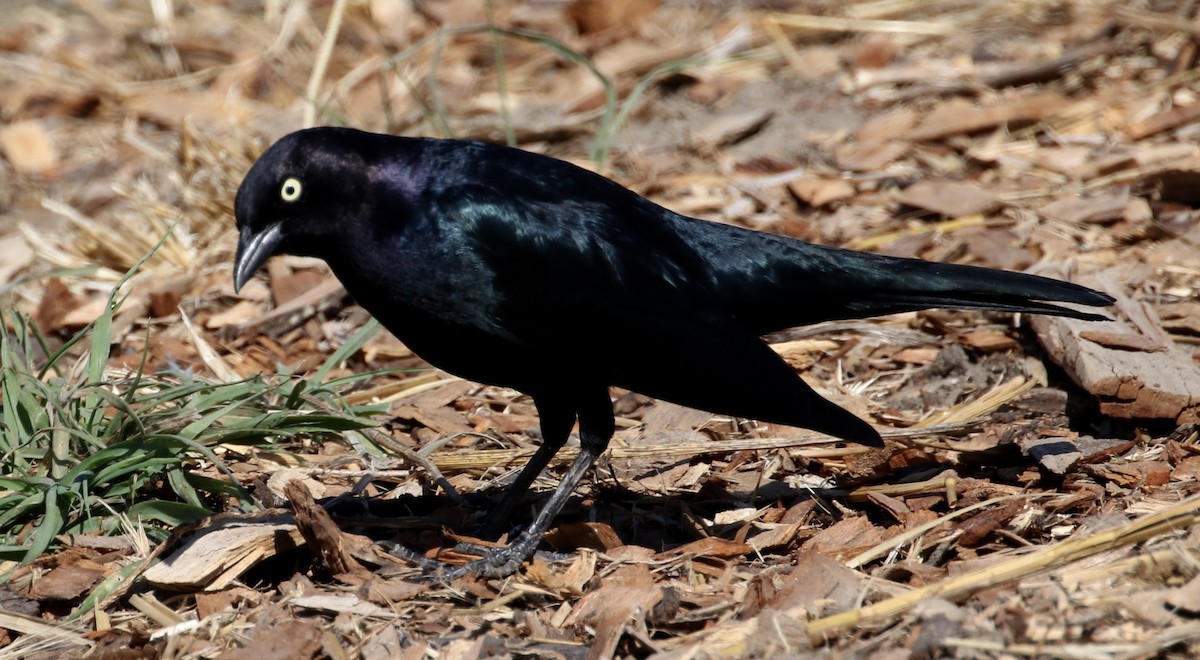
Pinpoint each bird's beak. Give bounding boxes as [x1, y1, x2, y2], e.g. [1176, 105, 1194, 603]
[233, 222, 283, 293]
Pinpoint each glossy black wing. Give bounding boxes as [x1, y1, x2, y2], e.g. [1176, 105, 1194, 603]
[432, 185, 881, 445]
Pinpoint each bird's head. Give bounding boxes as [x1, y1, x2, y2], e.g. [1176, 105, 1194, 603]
[232, 127, 373, 293]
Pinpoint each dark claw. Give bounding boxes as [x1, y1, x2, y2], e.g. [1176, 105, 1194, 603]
[382, 534, 574, 581]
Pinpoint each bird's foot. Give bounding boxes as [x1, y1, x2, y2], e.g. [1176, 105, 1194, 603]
[381, 535, 572, 582]
[452, 541, 574, 564]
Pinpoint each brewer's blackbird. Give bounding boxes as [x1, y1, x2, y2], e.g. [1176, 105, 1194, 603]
[233, 127, 1113, 578]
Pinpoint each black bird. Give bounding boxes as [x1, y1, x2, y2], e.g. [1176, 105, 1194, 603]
[233, 127, 1113, 577]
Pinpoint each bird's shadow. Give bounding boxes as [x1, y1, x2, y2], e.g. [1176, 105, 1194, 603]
[318, 470, 873, 558]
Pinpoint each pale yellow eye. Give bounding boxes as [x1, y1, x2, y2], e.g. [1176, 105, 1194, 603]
[280, 177, 302, 202]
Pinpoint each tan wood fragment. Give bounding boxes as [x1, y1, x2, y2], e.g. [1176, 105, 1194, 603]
[1032, 313, 1200, 424]
[141, 514, 305, 591]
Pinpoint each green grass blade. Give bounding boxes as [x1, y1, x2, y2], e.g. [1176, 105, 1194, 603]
[312, 317, 381, 383]
[21, 485, 62, 563]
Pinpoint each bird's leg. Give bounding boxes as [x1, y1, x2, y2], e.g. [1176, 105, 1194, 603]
[437, 444, 602, 578]
[423, 388, 615, 580]
[474, 400, 576, 536]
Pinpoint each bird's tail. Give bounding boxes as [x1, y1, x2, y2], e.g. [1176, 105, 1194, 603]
[668, 216, 1115, 330]
[834, 250, 1114, 322]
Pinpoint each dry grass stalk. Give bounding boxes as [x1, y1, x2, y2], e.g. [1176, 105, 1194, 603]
[303, 0, 350, 128]
[846, 215, 985, 252]
[914, 359, 1046, 428]
[429, 421, 979, 471]
[127, 593, 185, 628]
[1060, 546, 1200, 590]
[845, 491, 1051, 569]
[808, 494, 1200, 638]
[768, 13, 955, 37]
[0, 610, 89, 649]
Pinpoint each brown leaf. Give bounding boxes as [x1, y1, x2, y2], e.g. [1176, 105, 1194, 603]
[401, 380, 474, 411]
[894, 180, 998, 218]
[801, 516, 885, 559]
[961, 227, 1034, 271]
[124, 90, 268, 131]
[28, 561, 105, 601]
[1040, 192, 1129, 225]
[268, 265, 326, 307]
[544, 521, 624, 552]
[359, 576, 426, 605]
[194, 587, 261, 620]
[392, 404, 474, 436]
[1086, 460, 1173, 487]
[566, 564, 662, 660]
[856, 106, 919, 144]
[525, 550, 596, 594]
[788, 177, 855, 208]
[835, 140, 909, 171]
[566, 0, 660, 35]
[959, 330, 1019, 353]
[742, 550, 864, 617]
[204, 300, 261, 329]
[654, 536, 752, 561]
[693, 109, 774, 148]
[148, 290, 181, 319]
[54, 297, 108, 332]
[219, 615, 323, 660]
[957, 500, 1025, 547]
[469, 411, 540, 434]
[35, 278, 80, 334]
[909, 93, 1065, 141]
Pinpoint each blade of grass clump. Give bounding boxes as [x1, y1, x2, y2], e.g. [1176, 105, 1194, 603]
[312, 317, 380, 383]
[21, 485, 63, 563]
[0, 493, 52, 548]
[50, 427, 70, 480]
[487, 26, 617, 167]
[87, 387, 146, 440]
[0, 311, 49, 452]
[592, 56, 702, 171]
[0, 221, 408, 563]
[165, 468, 204, 509]
[118, 323, 154, 414]
[83, 222, 178, 429]
[172, 379, 263, 414]
[179, 393, 269, 440]
[284, 377, 308, 411]
[0, 312, 32, 452]
[127, 499, 209, 528]
[182, 473, 249, 502]
[143, 434, 257, 511]
[69, 560, 143, 622]
[324, 366, 415, 392]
